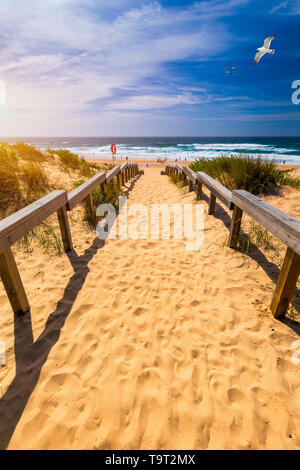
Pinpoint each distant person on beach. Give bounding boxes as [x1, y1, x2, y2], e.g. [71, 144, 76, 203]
[126, 156, 128, 161]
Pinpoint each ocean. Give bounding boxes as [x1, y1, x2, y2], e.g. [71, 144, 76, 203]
[3, 137, 300, 164]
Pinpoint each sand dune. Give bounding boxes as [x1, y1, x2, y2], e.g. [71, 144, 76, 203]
[0, 166, 300, 450]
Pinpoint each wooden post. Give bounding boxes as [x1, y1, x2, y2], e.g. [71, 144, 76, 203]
[208, 193, 216, 215]
[117, 173, 121, 189]
[100, 182, 106, 195]
[0, 247, 30, 314]
[196, 182, 202, 200]
[270, 247, 300, 318]
[188, 179, 193, 192]
[57, 205, 73, 252]
[84, 193, 94, 221]
[121, 171, 125, 186]
[228, 205, 243, 248]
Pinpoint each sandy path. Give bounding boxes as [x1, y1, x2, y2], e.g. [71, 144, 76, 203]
[1, 167, 300, 450]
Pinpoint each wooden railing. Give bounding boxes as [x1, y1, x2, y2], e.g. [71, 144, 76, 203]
[165, 163, 300, 318]
[229, 190, 300, 318]
[0, 162, 140, 315]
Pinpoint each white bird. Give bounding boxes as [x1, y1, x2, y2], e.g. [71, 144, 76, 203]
[254, 34, 276, 67]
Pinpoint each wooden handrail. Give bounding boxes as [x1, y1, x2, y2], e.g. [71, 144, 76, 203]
[228, 190, 300, 318]
[165, 163, 233, 212]
[0, 161, 139, 315]
[106, 165, 120, 184]
[196, 172, 233, 210]
[0, 190, 72, 315]
[0, 190, 70, 254]
[67, 172, 106, 211]
[230, 190, 300, 256]
[165, 162, 300, 318]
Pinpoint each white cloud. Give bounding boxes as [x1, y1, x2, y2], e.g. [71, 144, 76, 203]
[270, 1, 288, 13]
[0, 0, 249, 134]
[270, 0, 300, 14]
[0, 81, 7, 105]
[108, 92, 209, 111]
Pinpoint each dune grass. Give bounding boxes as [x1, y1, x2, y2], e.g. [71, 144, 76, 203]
[0, 142, 117, 252]
[55, 149, 95, 178]
[73, 177, 122, 223]
[0, 143, 51, 217]
[189, 155, 300, 195]
[169, 171, 188, 188]
[11, 142, 44, 162]
[0, 143, 63, 253]
[230, 220, 279, 255]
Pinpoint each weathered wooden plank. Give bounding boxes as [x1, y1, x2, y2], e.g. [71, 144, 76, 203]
[232, 190, 300, 256]
[197, 172, 233, 209]
[175, 163, 183, 173]
[66, 172, 106, 211]
[208, 193, 216, 215]
[121, 170, 125, 186]
[120, 163, 128, 172]
[182, 166, 197, 184]
[0, 190, 68, 254]
[196, 182, 202, 200]
[100, 182, 106, 195]
[228, 205, 243, 248]
[57, 205, 73, 252]
[270, 247, 300, 318]
[105, 166, 120, 184]
[0, 247, 30, 314]
[166, 164, 174, 174]
[117, 173, 121, 189]
[84, 193, 94, 221]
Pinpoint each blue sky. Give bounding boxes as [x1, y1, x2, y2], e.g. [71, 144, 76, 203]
[0, 0, 300, 136]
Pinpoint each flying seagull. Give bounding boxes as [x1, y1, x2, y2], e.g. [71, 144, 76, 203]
[254, 34, 276, 67]
[225, 66, 237, 75]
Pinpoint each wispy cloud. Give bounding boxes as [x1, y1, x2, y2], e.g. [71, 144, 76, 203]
[0, 0, 298, 136]
[270, 1, 288, 13]
[0, 0, 250, 134]
[270, 0, 300, 14]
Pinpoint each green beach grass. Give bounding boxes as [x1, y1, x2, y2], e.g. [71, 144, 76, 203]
[189, 154, 300, 195]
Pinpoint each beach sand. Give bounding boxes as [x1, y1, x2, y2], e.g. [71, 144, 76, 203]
[0, 163, 300, 450]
